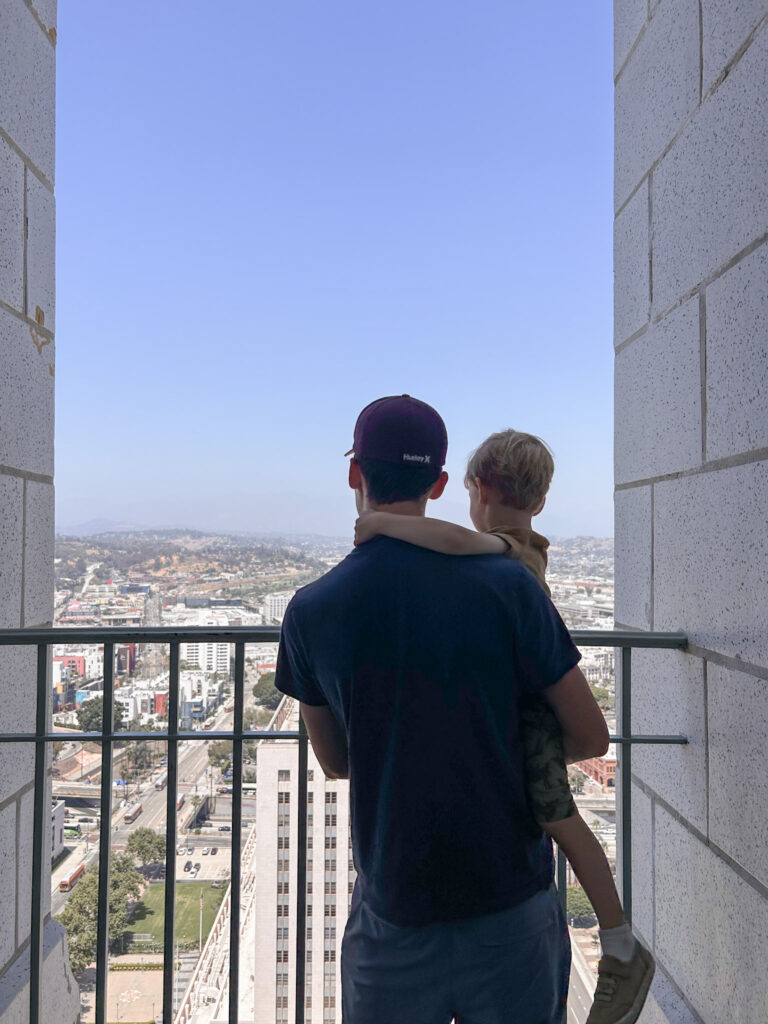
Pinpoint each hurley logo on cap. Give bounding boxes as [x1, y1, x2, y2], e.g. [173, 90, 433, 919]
[403, 454, 431, 464]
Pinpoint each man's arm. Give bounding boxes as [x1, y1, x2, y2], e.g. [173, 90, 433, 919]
[542, 664, 610, 763]
[300, 703, 349, 780]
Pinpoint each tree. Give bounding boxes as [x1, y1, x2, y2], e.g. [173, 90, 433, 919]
[76, 696, 119, 733]
[207, 740, 233, 768]
[252, 671, 281, 710]
[126, 827, 166, 867]
[569, 769, 586, 794]
[566, 885, 597, 926]
[58, 854, 143, 972]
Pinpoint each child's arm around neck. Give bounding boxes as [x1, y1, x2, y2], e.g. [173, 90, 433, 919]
[354, 510, 507, 555]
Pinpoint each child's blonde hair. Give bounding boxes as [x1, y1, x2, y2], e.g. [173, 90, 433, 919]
[465, 429, 554, 512]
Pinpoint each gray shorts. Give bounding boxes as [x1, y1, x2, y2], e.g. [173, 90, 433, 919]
[341, 884, 570, 1024]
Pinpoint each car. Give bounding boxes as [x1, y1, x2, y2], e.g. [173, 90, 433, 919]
[190, 867, 199, 878]
[183, 860, 192, 872]
[211, 881, 223, 889]
[210, 847, 218, 855]
[186, 847, 194, 855]
[202, 847, 210, 855]
[194, 862, 201, 871]
[176, 845, 186, 856]
[218, 825, 231, 831]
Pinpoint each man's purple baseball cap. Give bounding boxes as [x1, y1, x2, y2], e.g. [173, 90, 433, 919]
[345, 394, 448, 468]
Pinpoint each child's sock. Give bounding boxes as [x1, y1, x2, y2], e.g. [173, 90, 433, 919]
[599, 922, 637, 962]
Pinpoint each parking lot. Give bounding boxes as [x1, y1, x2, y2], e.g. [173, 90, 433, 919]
[174, 843, 233, 882]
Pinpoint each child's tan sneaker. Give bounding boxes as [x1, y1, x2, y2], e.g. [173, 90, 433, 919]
[585, 943, 655, 1024]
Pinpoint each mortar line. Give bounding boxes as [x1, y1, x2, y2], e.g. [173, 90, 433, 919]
[699, 289, 707, 462]
[20, 480, 27, 628]
[0, 127, 53, 192]
[0, 465, 54, 485]
[22, 166, 28, 318]
[614, 444, 768, 489]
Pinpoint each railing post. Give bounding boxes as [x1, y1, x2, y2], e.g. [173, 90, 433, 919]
[95, 642, 115, 1024]
[29, 644, 49, 1024]
[295, 716, 308, 1024]
[229, 642, 245, 1023]
[619, 646, 632, 924]
[163, 641, 180, 1024]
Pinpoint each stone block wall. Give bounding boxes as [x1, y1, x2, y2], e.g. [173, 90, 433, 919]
[614, 3, 768, 1021]
[0, 1, 78, 1020]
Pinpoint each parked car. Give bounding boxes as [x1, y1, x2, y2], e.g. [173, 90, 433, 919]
[202, 847, 210, 855]
[210, 847, 218, 855]
[218, 825, 231, 832]
[184, 860, 192, 872]
[176, 845, 186, 856]
[194, 862, 201, 871]
[186, 847, 194, 855]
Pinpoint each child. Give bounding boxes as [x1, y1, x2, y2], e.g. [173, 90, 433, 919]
[354, 429, 655, 1024]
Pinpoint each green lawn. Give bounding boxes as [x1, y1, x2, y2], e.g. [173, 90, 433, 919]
[127, 882, 227, 946]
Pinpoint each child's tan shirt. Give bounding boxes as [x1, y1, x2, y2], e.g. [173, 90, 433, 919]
[486, 526, 550, 597]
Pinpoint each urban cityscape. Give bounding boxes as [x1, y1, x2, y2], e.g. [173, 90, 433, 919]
[50, 529, 618, 1023]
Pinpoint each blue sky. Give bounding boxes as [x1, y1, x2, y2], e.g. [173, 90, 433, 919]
[55, 2, 614, 539]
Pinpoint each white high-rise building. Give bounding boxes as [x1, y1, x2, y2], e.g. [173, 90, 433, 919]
[264, 594, 293, 624]
[180, 616, 231, 674]
[252, 699, 354, 1024]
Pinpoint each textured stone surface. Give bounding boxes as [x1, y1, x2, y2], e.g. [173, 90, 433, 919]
[0, 138, 24, 310]
[708, 662, 768, 887]
[705, 243, 768, 460]
[655, 804, 768, 1023]
[639, 968, 701, 1024]
[614, 485, 652, 628]
[614, 0, 699, 208]
[0, 474, 23, 627]
[0, 921, 79, 1024]
[0, 803, 16, 965]
[614, 298, 701, 484]
[0, 646, 37, 805]
[632, 649, 707, 832]
[23, 480, 54, 626]
[615, 0, 648, 75]
[654, 460, 768, 666]
[701, 0, 768, 93]
[25, 173, 55, 331]
[0, 307, 54, 476]
[614, 179, 650, 345]
[0, 1, 55, 180]
[653, 27, 768, 312]
[630, 781, 654, 947]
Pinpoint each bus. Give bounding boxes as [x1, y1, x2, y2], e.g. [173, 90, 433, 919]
[154, 772, 168, 791]
[63, 823, 81, 838]
[124, 803, 143, 824]
[59, 863, 85, 892]
[202, 720, 214, 730]
[176, 794, 185, 811]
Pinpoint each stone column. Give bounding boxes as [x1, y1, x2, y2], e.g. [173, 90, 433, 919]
[614, 2, 768, 1021]
[0, 0, 79, 1020]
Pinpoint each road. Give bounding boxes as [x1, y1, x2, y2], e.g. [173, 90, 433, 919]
[52, 703, 237, 913]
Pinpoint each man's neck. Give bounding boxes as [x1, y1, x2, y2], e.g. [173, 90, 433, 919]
[364, 499, 428, 517]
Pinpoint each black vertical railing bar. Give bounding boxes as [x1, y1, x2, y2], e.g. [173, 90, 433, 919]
[163, 642, 180, 1024]
[229, 642, 245, 1023]
[294, 717, 308, 1024]
[619, 646, 632, 924]
[556, 844, 567, 916]
[95, 643, 115, 1024]
[29, 644, 49, 1024]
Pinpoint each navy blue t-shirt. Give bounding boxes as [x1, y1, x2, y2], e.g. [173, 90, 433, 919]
[275, 537, 580, 927]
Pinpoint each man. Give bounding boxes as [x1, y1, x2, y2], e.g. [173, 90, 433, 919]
[275, 395, 609, 1024]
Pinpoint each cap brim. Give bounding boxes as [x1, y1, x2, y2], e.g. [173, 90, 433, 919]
[344, 448, 354, 457]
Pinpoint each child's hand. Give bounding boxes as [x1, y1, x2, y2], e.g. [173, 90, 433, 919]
[354, 512, 380, 547]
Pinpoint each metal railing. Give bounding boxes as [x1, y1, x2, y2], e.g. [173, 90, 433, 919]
[0, 626, 688, 1024]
